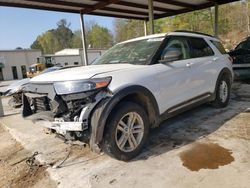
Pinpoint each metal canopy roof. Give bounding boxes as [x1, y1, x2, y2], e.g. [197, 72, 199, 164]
[0, 0, 238, 20]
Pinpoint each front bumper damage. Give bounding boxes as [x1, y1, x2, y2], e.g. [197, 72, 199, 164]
[22, 82, 109, 139]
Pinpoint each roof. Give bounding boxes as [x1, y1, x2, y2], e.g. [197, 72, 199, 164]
[55, 49, 80, 56]
[0, 0, 239, 20]
[41, 48, 106, 57]
[0, 49, 41, 53]
[118, 31, 218, 44]
[119, 33, 167, 44]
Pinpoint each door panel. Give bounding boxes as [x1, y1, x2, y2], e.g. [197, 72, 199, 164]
[156, 36, 195, 114]
[156, 60, 194, 114]
[186, 37, 218, 96]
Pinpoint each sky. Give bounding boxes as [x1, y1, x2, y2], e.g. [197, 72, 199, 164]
[0, 7, 115, 50]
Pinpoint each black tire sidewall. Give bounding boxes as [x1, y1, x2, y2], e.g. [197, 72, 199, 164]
[101, 102, 149, 161]
[214, 75, 231, 108]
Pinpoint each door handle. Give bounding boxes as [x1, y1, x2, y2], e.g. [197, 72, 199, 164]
[186, 62, 193, 67]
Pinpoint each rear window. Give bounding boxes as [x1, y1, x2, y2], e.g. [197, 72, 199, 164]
[188, 37, 214, 58]
[211, 40, 227, 54]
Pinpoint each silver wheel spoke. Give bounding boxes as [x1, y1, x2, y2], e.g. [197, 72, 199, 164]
[118, 134, 128, 149]
[132, 129, 144, 134]
[219, 81, 228, 103]
[132, 124, 144, 134]
[128, 136, 136, 149]
[119, 120, 127, 128]
[128, 113, 136, 127]
[115, 112, 144, 153]
[117, 124, 126, 133]
[130, 133, 138, 148]
[117, 120, 128, 133]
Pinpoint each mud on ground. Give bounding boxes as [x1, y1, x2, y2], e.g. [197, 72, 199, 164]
[0, 126, 57, 188]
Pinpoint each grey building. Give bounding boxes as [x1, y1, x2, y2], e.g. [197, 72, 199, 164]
[0, 49, 42, 80]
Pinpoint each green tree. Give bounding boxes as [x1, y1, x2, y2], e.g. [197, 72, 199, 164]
[31, 19, 113, 53]
[87, 23, 113, 48]
[71, 30, 83, 48]
[36, 30, 61, 54]
[54, 19, 73, 49]
[30, 39, 42, 50]
[114, 19, 144, 43]
[31, 19, 73, 53]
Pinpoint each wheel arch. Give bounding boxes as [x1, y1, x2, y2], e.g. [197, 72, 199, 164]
[212, 67, 233, 100]
[91, 85, 160, 147]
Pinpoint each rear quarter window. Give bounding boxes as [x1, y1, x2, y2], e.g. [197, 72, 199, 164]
[188, 37, 214, 58]
[211, 40, 227, 54]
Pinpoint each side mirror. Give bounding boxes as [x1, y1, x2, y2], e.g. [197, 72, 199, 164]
[159, 50, 182, 64]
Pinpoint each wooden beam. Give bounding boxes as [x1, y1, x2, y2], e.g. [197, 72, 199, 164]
[154, 0, 198, 9]
[81, 0, 121, 14]
[26, 0, 148, 17]
[103, 7, 149, 16]
[94, 0, 176, 13]
[155, 2, 215, 19]
[25, 0, 92, 9]
[0, 2, 80, 13]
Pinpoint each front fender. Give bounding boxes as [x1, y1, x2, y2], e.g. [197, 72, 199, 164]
[89, 85, 159, 152]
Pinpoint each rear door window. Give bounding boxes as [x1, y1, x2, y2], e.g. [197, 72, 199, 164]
[211, 40, 227, 54]
[188, 37, 214, 58]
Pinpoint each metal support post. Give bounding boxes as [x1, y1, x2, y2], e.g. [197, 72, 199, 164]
[148, 0, 154, 34]
[144, 20, 148, 36]
[80, 13, 88, 66]
[214, 3, 219, 37]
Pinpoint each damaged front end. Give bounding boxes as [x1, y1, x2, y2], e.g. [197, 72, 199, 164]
[22, 77, 111, 141]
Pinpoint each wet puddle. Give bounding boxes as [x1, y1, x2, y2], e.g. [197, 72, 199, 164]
[180, 143, 234, 171]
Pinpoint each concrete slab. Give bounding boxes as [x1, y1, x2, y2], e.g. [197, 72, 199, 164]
[0, 83, 250, 188]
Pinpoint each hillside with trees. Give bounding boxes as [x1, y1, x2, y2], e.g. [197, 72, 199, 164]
[31, 19, 113, 54]
[31, 1, 250, 53]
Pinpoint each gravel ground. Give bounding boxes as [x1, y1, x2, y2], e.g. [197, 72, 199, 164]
[0, 126, 57, 188]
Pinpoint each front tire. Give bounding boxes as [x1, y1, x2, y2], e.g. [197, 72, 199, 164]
[101, 102, 149, 161]
[211, 75, 231, 108]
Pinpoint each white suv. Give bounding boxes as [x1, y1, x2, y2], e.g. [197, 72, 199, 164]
[22, 31, 233, 161]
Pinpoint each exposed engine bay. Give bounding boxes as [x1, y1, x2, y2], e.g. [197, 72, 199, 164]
[22, 79, 111, 142]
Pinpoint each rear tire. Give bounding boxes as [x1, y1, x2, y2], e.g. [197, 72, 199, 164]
[101, 102, 149, 161]
[211, 75, 231, 108]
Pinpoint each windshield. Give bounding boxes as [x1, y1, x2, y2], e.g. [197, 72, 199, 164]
[92, 37, 165, 65]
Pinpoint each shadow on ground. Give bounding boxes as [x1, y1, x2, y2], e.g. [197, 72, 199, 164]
[135, 96, 250, 161]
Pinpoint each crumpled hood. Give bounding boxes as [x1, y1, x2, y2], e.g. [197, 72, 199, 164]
[3, 78, 30, 96]
[30, 64, 140, 83]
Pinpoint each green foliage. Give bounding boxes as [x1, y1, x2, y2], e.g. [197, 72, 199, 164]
[54, 19, 73, 49]
[30, 19, 73, 54]
[71, 30, 82, 49]
[30, 19, 113, 53]
[114, 19, 144, 43]
[30, 39, 42, 50]
[87, 23, 113, 49]
[31, 1, 250, 53]
[37, 30, 61, 54]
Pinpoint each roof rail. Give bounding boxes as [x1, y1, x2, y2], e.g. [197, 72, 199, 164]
[174, 30, 214, 37]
